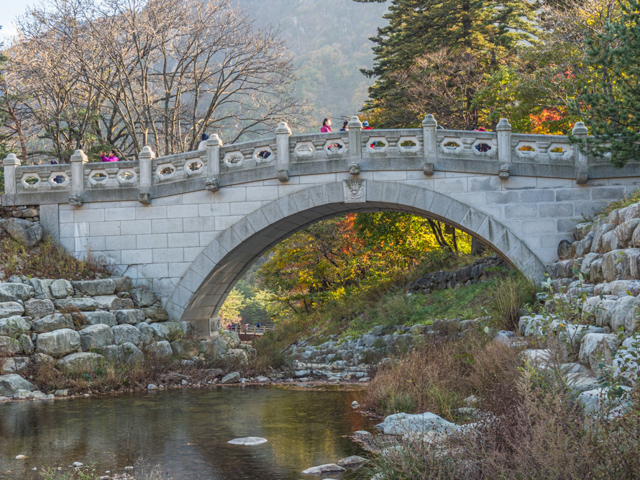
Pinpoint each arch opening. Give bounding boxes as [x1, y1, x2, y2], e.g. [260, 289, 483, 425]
[167, 181, 545, 335]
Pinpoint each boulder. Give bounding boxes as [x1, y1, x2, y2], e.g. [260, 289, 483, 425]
[580, 253, 600, 277]
[376, 412, 459, 436]
[602, 250, 625, 283]
[221, 372, 240, 384]
[36, 329, 81, 358]
[337, 456, 367, 468]
[82, 311, 117, 327]
[24, 298, 55, 320]
[115, 309, 145, 325]
[55, 298, 98, 312]
[227, 437, 268, 446]
[146, 341, 173, 358]
[0, 336, 24, 356]
[170, 339, 199, 359]
[221, 330, 240, 348]
[1, 356, 30, 374]
[57, 352, 104, 373]
[520, 349, 555, 370]
[79, 324, 114, 350]
[557, 239, 573, 260]
[301, 464, 346, 475]
[612, 334, 640, 385]
[0, 315, 30, 338]
[0, 374, 35, 396]
[31, 313, 74, 333]
[0, 302, 24, 319]
[577, 388, 610, 415]
[142, 306, 169, 323]
[130, 286, 158, 308]
[590, 258, 604, 283]
[49, 279, 73, 299]
[610, 296, 640, 333]
[227, 349, 249, 365]
[111, 277, 133, 292]
[150, 322, 183, 342]
[29, 279, 54, 299]
[100, 342, 144, 365]
[0, 283, 34, 302]
[4, 218, 43, 247]
[579, 333, 618, 370]
[591, 223, 614, 253]
[71, 279, 116, 296]
[136, 322, 155, 346]
[111, 324, 142, 346]
[93, 295, 135, 310]
[18, 334, 34, 355]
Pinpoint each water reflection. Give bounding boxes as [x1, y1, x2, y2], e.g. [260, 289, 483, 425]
[0, 386, 371, 479]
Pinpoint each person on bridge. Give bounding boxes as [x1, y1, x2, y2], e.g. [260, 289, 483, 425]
[100, 150, 119, 162]
[340, 121, 348, 132]
[320, 118, 332, 133]
[362, 121, 373, 130]
[198, 133, 209, 151]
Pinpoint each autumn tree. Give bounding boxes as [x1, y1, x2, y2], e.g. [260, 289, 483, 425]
[2, 0, 304, 162]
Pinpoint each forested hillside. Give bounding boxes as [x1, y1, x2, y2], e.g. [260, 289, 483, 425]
[238, 0, 389, 130]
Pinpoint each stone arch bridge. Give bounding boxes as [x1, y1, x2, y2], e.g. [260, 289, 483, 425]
[3, 116, 639, 335]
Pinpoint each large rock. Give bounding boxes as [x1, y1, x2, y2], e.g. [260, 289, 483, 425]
[18, 334, 34, 355]
[79, 324, 114, 350]
[301, 464, 346, 475]
[4, 218, 43, 247]
[24, 298, 55, 319]
[130, 286, 158, 308]
[49, 279, 73, 299]
[0, 283, 34, 302]
[146, 341, 172, 358]
[612, 334, 640, 386]
[376, 412, 459, 436]
[36, 329, 81, 358]
[0, 302, 24, 319]
[220, 372, 240, 384]
[115, 309, 145, 325]
[150, 322, 183, 342]
[199, 335, 232, 358]
[111, 324, 142, 346]
[1, 356, 30, 374]
[337, 456, 367, 468]
[0, 374, 35, 396]
[55, 298, 98, 312]
[72, 279, 116, 296]
[602, 250, 625, 283]
[82, 311, 117, 327]
[93, 295, 135, 310]
[100, 342, 144, 365]
[170, 339, 199, 359]
[31, 313, 74, 333]
[0, 335, 22, 356]
[136, 322, 155, 345]
[221, 330, 241, 349]
[142, 305, 169, 323]
[0, 315, 30, 338]
[29, 279, 54, 299]
[57, 352, 104, 373]
[112, 277, 133, 292]
[610, 296, 640, 332]
[579, 333, 618, 370]
[227, 349, 249, 365]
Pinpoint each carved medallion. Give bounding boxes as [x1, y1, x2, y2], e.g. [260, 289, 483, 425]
[344, 179, 366, 203]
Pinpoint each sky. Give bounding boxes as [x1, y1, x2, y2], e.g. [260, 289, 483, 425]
[0, 0, 34, 42]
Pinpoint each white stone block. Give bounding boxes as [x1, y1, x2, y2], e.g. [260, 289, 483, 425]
[121, 249, 153, 264]
[168, 232, 200, 248]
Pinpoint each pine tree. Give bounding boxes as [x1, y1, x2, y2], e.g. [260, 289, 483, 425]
[354, 0, 538, 128]
[572, 0, 640, 167]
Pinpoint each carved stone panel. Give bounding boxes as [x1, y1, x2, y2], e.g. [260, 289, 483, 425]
[344, 179, 366, 203]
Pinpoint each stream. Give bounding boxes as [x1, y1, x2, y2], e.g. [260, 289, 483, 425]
[0, 386, 372, 479]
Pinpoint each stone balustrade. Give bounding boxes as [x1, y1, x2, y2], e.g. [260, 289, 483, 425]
[2, 115, 635, 207]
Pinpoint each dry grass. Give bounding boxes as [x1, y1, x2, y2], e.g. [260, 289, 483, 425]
[0, 236, 110, 280]
[493, 274, 536, 331]
[366, 358, 640, 480]
[363, 334, 523, 420]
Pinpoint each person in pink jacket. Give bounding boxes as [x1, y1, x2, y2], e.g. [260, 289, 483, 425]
[320, 118, 332, 133]
[100, 149, 119, 162]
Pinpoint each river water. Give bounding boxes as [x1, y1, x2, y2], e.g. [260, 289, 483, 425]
[0, 386, 372, 479]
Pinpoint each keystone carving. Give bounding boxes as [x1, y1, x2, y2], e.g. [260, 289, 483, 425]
[423, 163, 434, 176]
[68, 193, 83, 207]
[138, 192, 152, 205]
[205, 178, 220, 192]
[277, 169, 290, 183]
[499, 164, 510, 180]
[344, 179, 366, 203]
[349, 162, 360, 176]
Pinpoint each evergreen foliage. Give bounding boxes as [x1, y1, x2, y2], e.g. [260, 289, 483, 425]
[572, 0, 640, 167]
[353, 0, 538, 128]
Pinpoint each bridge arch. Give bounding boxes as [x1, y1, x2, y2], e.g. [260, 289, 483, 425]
[166, 180, 545, 335]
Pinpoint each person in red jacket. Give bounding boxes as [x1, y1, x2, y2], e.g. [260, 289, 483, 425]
[321, 118, 332, 133]
[100, 149, 119, 162]
[362, 121, 373, 130]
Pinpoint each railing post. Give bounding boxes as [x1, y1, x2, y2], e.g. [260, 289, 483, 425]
[422, 114, 438, 176]
[572, 121, 589, 185]
[496, 118, 512, 179]
[69, 150, 88, 206]
[138, 146, 155, 204]
[205, 134, 222, 192]
[275, 121, 292, 182]
[3, 153, 20, 200]
[347, 116, 363, 160]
